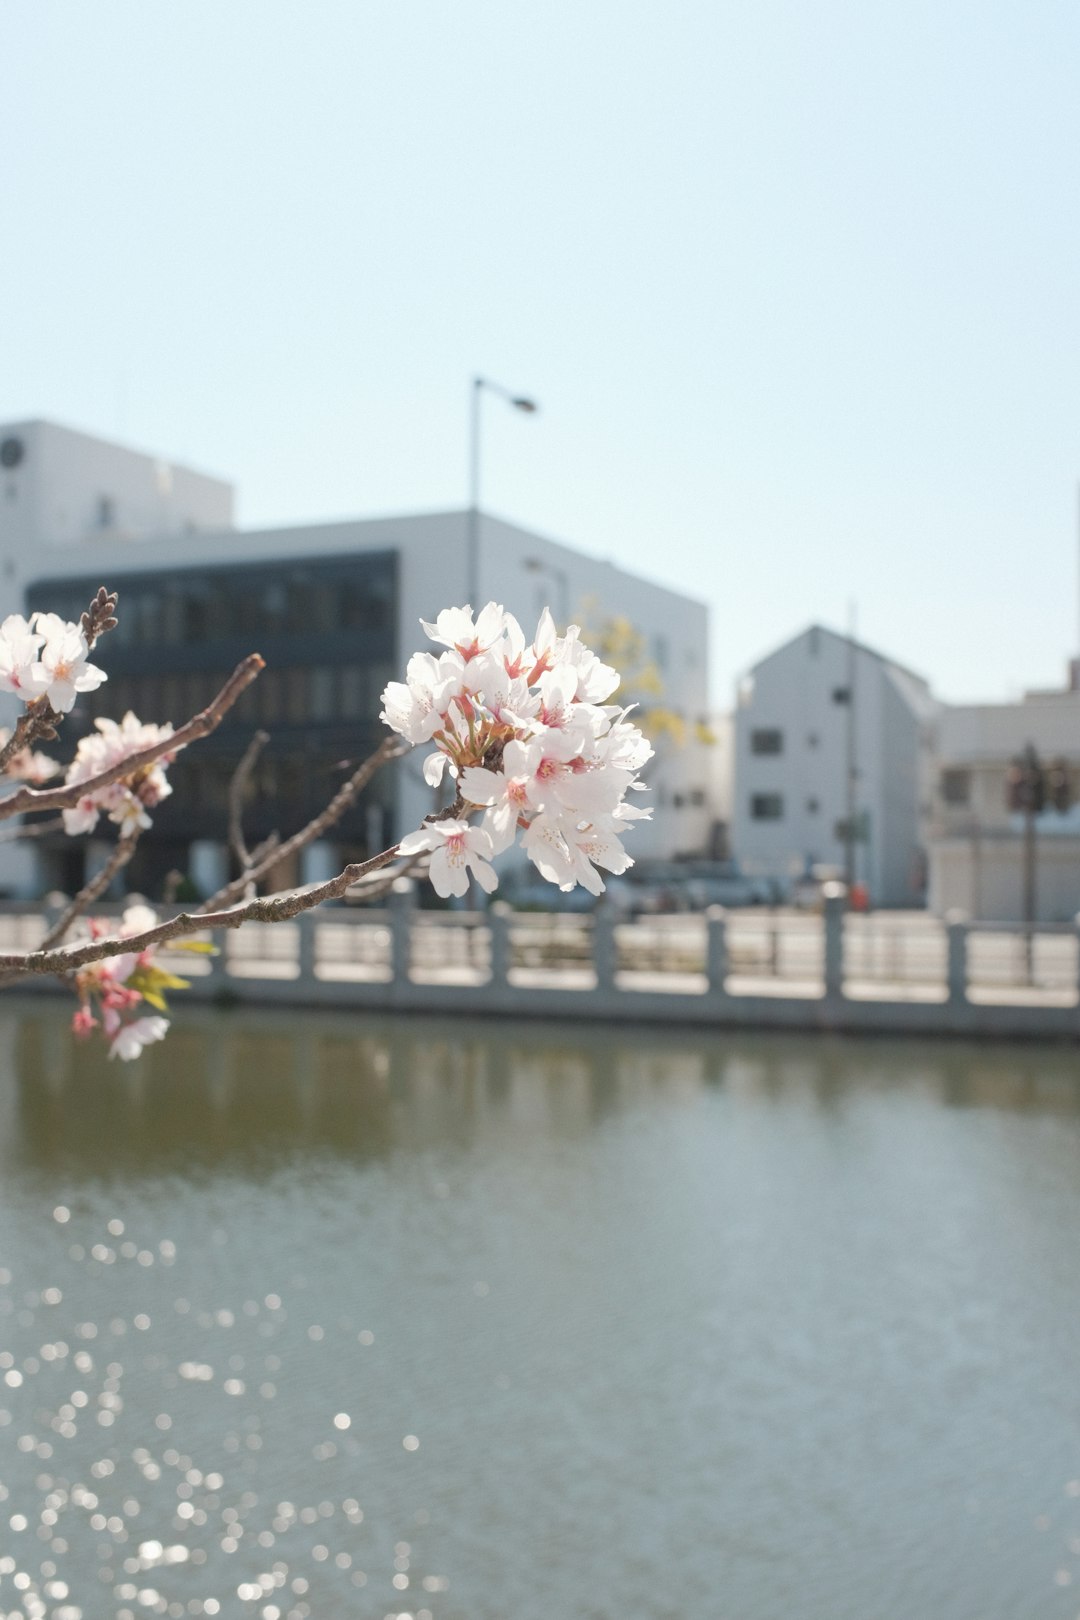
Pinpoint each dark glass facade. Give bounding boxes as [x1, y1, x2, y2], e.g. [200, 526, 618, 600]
[27, 551, 399, 897]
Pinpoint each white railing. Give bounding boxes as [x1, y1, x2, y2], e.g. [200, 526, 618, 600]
[3, 890, 1080, 1033]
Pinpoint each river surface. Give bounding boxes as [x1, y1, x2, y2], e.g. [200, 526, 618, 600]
[1, 1001, 1080, 1620]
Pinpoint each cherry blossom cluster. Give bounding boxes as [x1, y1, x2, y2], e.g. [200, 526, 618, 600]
[62, 712, 177, 837]
[0, 612, 107, 714]
[381, 603, 652, 897]
[70, 904, 179, 1061]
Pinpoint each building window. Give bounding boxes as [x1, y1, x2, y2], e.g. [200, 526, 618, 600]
[689, 788, 705, 807]
[339, 666, 366, 720]
[750, 793, 783, 821]
[750, 728, 783, 756]
[308, 667, 336, 723]
[806, 797, 819, 814]
[807, 732, 819, 749]
[941, 768, 971, 806]
[831, 686, 851, 705]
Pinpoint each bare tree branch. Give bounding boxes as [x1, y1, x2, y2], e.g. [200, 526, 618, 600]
[199, 734, 405, 913]
[0, 701, 61, 775]
[0, 843, 409, 982]
[0, 654, 265, 822]
[227, 729, 269, 871]
[38, 833, 141, 951]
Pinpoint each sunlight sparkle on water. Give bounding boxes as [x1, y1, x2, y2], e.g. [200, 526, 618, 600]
[0, 1207, 449, 1618]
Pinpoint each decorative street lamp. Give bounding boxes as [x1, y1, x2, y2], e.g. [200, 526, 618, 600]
[467, 376, 539, 607]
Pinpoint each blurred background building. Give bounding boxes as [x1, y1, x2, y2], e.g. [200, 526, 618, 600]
[732, 625, 938, 908]
[0, 419, 715, 898]
[927, 681, 1080, 922]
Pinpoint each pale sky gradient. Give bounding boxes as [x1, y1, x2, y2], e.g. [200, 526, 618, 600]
[4, 1, 1079, 707]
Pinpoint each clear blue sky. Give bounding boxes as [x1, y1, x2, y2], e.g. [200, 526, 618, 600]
[4, 1, 1079, 706]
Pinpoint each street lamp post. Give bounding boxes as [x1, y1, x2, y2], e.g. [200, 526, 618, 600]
[467, 375, 538, 607]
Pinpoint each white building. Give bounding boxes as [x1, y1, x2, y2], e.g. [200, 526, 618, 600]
[927, 686, 1080, 922]
[0, 419, 712, 897]
[732, 625, 937, 907]
[0, 419, 233, 551]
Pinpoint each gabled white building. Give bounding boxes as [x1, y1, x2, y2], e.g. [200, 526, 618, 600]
[732, 625, 937, 907]
[927, 686, 1080, 922]
[0, 418, 713, 897]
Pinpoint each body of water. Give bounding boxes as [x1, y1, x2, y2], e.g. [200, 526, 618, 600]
[1, 1002, 1080, 1619]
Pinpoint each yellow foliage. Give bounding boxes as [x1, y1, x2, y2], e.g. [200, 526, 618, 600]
[574, 599, 713, 753]
[126, 962, 192, 1012]
[644, 707, 687, 748]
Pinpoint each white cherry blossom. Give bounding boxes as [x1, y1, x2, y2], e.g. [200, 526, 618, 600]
[0, 614, 49, 703]
[398, 821, 499, 898]
[35, 620, 106, 714]
[107, 1014, 170, 1062]
[380, 651, 457, 745]
[419, 603, 510, 662]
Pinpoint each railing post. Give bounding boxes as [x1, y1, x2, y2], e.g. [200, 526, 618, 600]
[592, 900, 618, 994]
[489, 901, 512, 988]
[946, 910, 968, 1006]
[390, 878, 415, 984]
[822, 882, 847, 1000]
[295, 910, 317, 985]
[203, 929, 229, 993]
[706, 905, 728, 994]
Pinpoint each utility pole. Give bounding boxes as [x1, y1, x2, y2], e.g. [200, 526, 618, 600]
[1005, 746, 1072, 982]
[1022, 772, 1036, 979]
[844, 603, 858, 895]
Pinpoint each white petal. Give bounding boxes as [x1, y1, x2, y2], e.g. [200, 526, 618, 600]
[459, 766, 500, 805]
[397, 828, 437, 856]
[429, 843, 468, 898]
[423, 751, 448, 787]
[470, 857, 499, 894]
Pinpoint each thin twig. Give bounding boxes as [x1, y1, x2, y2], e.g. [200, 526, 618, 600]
[38, 833, 141, 951]
[0, 654, 265, 822]
[247, 830, 280, 869]
[228, 729, 270, 870]
[0, 815, 66, 843]
[199, 735, 405, 913]
[345, 850, 426, 904]
[0, 843, 409, 982]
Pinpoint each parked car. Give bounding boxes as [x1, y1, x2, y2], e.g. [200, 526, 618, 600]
[792, 864, 844, 911]
[497, 873, 597, 912]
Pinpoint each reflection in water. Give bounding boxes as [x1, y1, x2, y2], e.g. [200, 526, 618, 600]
[8, 1003, 1080, 1181]
[1, 1000, 1080, 1620]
